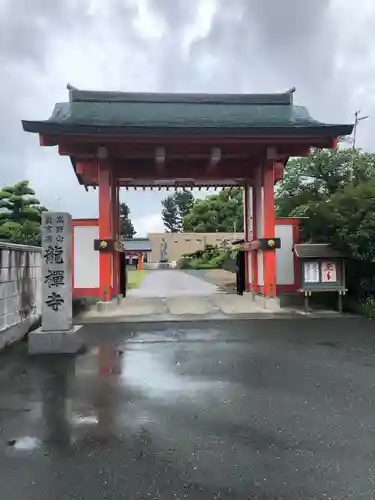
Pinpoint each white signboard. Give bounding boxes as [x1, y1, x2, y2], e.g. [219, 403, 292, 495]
[303, 261, 320, 283]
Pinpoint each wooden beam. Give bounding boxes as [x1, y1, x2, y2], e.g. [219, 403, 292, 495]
[155, 147, 166, 174]
[112, 162, 256, 180]
[207, 147, 221, 173]
[39, 134, 58, 146]
[97, 146, 108, 160]
[52, 134, 338, 148]
[274, 161, 285, 183]
[57, 139, 312, 161]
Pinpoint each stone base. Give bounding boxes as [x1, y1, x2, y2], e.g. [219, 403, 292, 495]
[96, 297, 121, 313]
[158, 261, 171, 269]
[28, 325, 83, 355]
[253, 294, 281, 311]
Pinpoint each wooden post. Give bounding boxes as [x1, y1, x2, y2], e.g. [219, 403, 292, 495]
[262, 161, 277, 297]
[243, 183, 250, 291]
[138, 254, 142, 272]
[251, 184, 258, 294]
[338, 292, 343, 313]
[304, 292, 309, 314]
[111, 180, 119, 296]
[98, 156, 112, 302]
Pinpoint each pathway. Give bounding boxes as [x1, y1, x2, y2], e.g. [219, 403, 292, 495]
[1, 317, 374, 498]
[79, 270, 277, 321]
[127, 269, 220, 297]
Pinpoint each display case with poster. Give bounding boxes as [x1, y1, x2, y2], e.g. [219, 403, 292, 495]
[293, 244, 347, 313]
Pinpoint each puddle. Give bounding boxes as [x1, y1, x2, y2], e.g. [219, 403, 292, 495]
[7, 436, 42, 451]
[120, 348, 227, 402]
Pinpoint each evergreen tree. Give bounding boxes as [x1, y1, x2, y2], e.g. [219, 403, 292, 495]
[119, 202, 136, 238]
[0, 180, 46, 245]
[161, 195, 180, 232]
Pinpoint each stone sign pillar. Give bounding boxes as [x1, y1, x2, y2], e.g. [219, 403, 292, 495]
[41, 212, 72, 331]
[29, 212, 83, 355]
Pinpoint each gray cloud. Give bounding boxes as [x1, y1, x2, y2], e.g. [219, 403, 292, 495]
[0, 0, 374, 233]
[188, 0, 347, 118]
[0, 0, 92, 65]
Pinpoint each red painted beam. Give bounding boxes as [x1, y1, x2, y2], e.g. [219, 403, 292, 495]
[39, 134, 58, 146]
[57, 140, 312, 161]
[274, 161, 285, 183]
[49, 134, 338, 149]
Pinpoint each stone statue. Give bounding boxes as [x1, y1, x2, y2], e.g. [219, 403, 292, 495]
[160, 238, 168, 262]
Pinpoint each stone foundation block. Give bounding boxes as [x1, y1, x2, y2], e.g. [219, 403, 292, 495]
[28, 325, 83, 355]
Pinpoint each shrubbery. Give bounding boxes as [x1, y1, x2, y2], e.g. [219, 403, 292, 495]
[177, 244, 235, 270]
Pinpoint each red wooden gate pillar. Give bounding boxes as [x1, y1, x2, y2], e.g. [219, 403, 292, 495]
[111, 180, 120, 295]
[250, 162, 276, 297]
[262, 161, 277, 297]
[98, 153, 112, 302]
[243, 183, 257, 291]
[243, 184, 250, 290]
[251, 182, 259, 293]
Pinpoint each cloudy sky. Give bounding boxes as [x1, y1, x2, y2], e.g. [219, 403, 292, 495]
[1, 0, 374, 235]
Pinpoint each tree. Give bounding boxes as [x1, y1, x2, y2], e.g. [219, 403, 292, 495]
[183, 187, 244, 233]
[0, 180, 46, 245]
[161, 194, 180, 232]
[174, 190, 195, 218]
[119, 202, 135, 238]
[161, 190, 195, 232]
[275, 147, 375, 298]
[290, 178, 375, 261]
[275, 148, 375, 242]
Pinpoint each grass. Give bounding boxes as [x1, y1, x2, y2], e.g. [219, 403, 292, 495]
[359, 296, 375, 319]
[127, 269, 148, 290]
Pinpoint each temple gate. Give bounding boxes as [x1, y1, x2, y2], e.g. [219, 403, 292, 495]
[22, 86, 352, 304]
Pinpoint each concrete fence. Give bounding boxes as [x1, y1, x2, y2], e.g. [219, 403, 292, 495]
[0, 241, 42, 351]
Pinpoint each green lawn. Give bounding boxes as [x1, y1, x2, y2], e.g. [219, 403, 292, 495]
[127, 270, 149, 290]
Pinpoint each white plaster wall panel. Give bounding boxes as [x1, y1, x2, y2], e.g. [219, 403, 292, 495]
[255, 188, 264, 238]
[276, 224, 295, 285]
[257, 250, 264, 286]
[74, 225, 99, 288]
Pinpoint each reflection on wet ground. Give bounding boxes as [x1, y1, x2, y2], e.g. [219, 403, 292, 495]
[1, 318, 375, 498]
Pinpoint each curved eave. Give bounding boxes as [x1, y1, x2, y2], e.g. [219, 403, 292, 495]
[22, 121, 354, 138]
[70, 157, 88, 191]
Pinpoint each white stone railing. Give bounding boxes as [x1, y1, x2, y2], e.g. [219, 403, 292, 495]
[0, 241, 42, 351]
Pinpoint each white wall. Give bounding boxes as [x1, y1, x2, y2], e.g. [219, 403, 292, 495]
[0, 242, 42, 351]
[74, 226, 99, 289]
[276, 225, 295, 285]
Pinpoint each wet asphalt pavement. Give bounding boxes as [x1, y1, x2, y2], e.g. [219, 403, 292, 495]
[1, 317, 375, 499]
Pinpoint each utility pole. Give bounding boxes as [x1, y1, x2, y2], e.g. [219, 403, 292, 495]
[352, 110, 369, 150]
[350, 110, 369, 183]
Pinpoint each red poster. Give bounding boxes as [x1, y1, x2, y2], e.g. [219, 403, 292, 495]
[321, 261, 337, 282]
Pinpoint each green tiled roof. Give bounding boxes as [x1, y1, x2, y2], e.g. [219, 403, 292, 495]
[22, 87, 353, 137]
